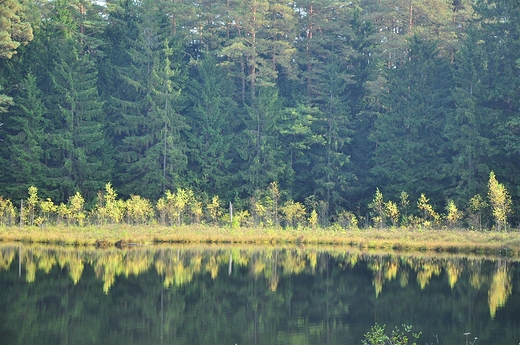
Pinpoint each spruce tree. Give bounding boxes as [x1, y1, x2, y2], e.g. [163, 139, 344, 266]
[185, 56, 238, 199]
[293, 0, 358, 214]
[102, 0, 187, 200]
[4, 72, 49, 198]
[370, 36, 452, 204]
[43, 0, 110, 201]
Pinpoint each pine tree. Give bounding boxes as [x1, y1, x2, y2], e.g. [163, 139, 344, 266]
[0, 0, 33, 59]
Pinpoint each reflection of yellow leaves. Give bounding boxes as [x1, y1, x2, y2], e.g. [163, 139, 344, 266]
[488, 263, 512, 319]
[103, 275, 115, 294]
[446, 261, 462, 288]
[373, 271, 383, 298]
[416, 262, 441, 290]
[37, 255, 56, 273]
[384, 261, 399, 281]
[123, 251, 153, 277]
[69, 259, 84, 284]
[205, 257, 219, 279]
[470, 272, 484, 290]
[399, 269, 409, 288]
[281, 251, 306, 274]
[0, 248, 15, 270]
[307, 251, 317, 270]
[348, 254, 358, 268]
[269, 276, 279, 292]
[251, 259, 265, 275]
[26, 261, 36, 283]
[368, 258, 384, 297]
[93, 251, 126, 294]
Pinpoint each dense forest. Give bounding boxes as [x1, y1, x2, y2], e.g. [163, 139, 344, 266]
[1, 0, 520, 225]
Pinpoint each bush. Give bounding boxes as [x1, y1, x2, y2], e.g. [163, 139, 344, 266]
[362, 324, 421, 345]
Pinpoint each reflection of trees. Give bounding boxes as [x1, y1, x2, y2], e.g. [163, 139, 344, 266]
[488, 260, 512, 319]
[368, 256, 400, 297]
[0, 244, 518, 321]
[412, 259, 442, 290]
[0, 244, 519, 345]
[0, 246, 16, 270]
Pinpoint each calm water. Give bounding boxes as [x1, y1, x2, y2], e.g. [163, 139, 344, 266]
[0, 244, 519, 345]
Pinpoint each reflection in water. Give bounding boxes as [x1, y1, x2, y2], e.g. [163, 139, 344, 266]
[0, 244, 519, 345]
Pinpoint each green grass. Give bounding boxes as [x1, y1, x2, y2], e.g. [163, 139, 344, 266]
[1, 224, 520, 256]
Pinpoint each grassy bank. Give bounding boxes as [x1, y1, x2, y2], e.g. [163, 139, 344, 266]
[1, 225, 519, 256]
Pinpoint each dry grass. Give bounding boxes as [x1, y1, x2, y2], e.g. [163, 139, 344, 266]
[1, 225, 519, 256]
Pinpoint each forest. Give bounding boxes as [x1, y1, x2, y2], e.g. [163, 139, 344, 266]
[1, 0, 520, 226]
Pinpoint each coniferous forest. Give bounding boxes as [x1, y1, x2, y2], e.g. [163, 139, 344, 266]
[1, 0, 520, 227]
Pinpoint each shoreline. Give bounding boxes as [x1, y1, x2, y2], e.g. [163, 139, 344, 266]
[1, 225, 519, 256]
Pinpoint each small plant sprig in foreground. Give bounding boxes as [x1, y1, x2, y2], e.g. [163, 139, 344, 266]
[362, 324, 421, 345]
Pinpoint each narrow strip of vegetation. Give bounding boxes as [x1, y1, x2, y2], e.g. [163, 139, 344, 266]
[0, 172, 518, 255]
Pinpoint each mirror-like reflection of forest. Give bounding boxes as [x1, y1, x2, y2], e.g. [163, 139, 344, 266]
[0, 244, 518, 345]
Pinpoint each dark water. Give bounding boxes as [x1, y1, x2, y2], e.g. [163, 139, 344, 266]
[0, 244, 519, 345]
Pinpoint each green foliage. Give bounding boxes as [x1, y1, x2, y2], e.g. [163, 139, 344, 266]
[0, 0, 33, 59]
[362, 324, 421, 345]
[467, 194, 488, 230]
[1, 0, 520, 228]
[336, 210, 358, 229]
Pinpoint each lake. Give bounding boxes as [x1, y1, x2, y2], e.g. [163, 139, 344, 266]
[0, 243, 518, 345]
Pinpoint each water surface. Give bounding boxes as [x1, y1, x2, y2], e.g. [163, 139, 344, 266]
[0, 244, 518, 344]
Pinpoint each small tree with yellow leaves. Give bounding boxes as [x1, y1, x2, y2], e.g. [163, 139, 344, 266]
[488, 171, 511, 231]
[26, 186, 39, 226]
[206, 196, 222, 224]
[399, 191, 410, 226]
[125, 195, 154, 225]
[445, 200, 463, 228]
[468, 194, 487, 231]
[157, 188, 195, 226]
[0, 196, 16, 226]
[369, 188, 385, 229]
[308, 209, 319, 229]
[68, 192, 86, 226]
[385, 200, 400, 227]
[39, 198, 57, 225]
[281, 200, 306, 229]
[95, 183, 125, 224]
[417, 193, 440, 228]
